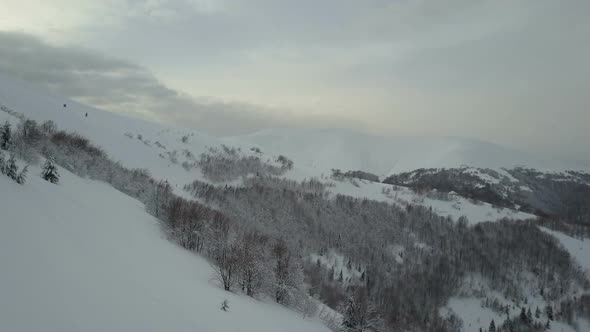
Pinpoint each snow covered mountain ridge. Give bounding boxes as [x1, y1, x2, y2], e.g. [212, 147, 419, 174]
[1, 72, 590, 332]
[1, 72, 587, 180]
[383, 166, 590, 221]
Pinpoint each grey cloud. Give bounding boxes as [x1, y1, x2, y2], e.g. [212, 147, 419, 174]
[0, 31, 338, 135]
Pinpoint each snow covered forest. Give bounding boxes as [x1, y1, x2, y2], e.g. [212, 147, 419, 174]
[2, 99, 590, 332]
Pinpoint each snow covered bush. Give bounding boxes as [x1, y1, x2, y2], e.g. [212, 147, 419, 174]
[40, 120, 56, 136]
[197, 145, 291, 182]
[11, 119, 44, 164]
[220, 299, 229, 312]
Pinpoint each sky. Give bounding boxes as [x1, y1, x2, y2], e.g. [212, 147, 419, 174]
[0, 0, 588, 162]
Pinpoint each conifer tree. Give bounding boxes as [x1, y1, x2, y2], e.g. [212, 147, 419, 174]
[520, 307, 528, 323]
[6, 154, 18, 180]
[526, 308, 533, 323]
[535, 306, 541, 319]
[489, 319, 496, 332]
[220, 299, 229, 312]
[545, 305, 554, 321]
[16, 165, 28, 184]
[0, 121, 11, 150]
[41, 156, 60, 184]
[0, 151, 5, 175]
[506, 319, 515, 332]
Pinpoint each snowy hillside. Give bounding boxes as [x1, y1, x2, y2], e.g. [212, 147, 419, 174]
[326, 178, 535, 224]
[0, 73, 537, 223]
[2, 72, 586, 182]
[0, 164, 329, 332]
[542, 228, 590, 276]
[2, 72, 590, 332]
[440, 226, 590, 332]
[0, 75, 590, 331]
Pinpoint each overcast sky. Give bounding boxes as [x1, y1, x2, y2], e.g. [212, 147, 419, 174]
[0, 0, 588, 162]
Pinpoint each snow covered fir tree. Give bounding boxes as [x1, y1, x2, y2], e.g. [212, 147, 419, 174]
[6, 154, 18, 179]
[16, 165, 27, 184]
[0, 151, 27, 185]
[0, 120, 12, 150]
[41, 156, 59, 184]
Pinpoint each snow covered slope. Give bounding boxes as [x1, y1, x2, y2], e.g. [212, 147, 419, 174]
[0, 73, 539, 223]
[0, 73, 221, 191]
[1, 73, 585, 182]
[441, 228, 590, 332]
[327, 178, 535, 224]
[0, 165, 329, 332]
[542, 228, 590, 276]
[442, 296, 589, 332]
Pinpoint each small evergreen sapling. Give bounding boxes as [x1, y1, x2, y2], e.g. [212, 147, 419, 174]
[220, 299, 229, 312]
[16, 165, 28, 185]
[526, 308, 533, 323]
[489, 319, 496, 332]
[0, 151, 5, 175]
[6, 154, 18, 180]
[41, 157, 60, 184]
[0, 121, 12, 150]
[520, 307, 528, 323]
[545, 305, 554, 321]
[1, 152, 27, 184]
